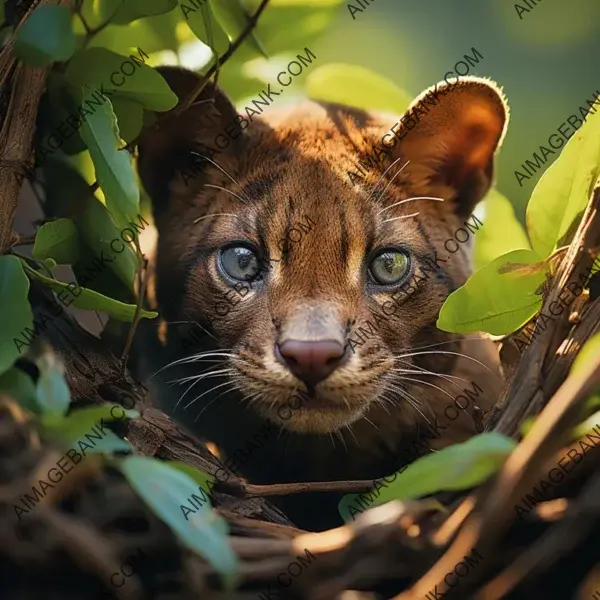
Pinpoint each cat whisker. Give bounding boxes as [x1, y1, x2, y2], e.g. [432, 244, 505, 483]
[393, 375, 456, 403]
[391, 362, 471, 392]
[401, 335, 488, 353]
[334, 429, 348, 451]
[383, 383, 433, 425]
[193, 383, 238, 423]
[393, 350, 493, 373]
[369, 157, 409, 202]
[376, 159, 413, 201]
[149, 350, 234, 379]
[189, 152, 251, 203]
[362, 416, 380, 431]
[184, 379, 235, 410]
[181, 310, 219, 342]
[169, 367, 232, 386]
[377, 196, 444, 216]
[204, 184, 251, 207]
[193, 212, 243, 225]
[343, 423, 360, 445]
[175, 368, 234, 411]
[381, 212, 420, 224]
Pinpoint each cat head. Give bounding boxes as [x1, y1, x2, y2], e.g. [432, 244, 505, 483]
[137, 67, 508, 434]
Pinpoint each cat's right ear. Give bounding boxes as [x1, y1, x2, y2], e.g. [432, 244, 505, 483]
[136, 67, 242, 214]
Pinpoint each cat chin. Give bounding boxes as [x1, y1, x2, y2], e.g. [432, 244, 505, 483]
[255, 401, 367, 434]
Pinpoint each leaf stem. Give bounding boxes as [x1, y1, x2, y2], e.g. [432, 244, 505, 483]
[175, 0, 272, 115]
[120, 241, 150, 375]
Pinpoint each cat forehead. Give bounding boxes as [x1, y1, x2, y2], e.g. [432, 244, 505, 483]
[236, 100, 410, 195]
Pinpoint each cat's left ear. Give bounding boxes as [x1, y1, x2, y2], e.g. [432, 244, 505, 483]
[395, 76, 508, 217]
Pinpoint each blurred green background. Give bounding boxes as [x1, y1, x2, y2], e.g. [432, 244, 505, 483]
[314, 0, 600, 221]
[79, 0, 600, 222]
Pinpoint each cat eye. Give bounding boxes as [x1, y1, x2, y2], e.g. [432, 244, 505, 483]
[368, 249, 411, 286]
[219, 245, 262, 282]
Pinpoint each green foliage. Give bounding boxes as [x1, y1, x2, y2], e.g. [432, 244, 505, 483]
[339, 433, 516, 522]
[97, 0, 178, 25]
[13, 5, 76, 66]
[438, 249, 546, 335]
[571, 333, 600, 410]
[110, 96, 145, 143]
[165, 460, 216, 492]
[526, 110, 600, 257]
[42, 403, 139, 443]
[120, 456, 239, 586]
[22, 262, 157, 322]
[0, 256, 33, 377]
[211, 0, 267, 57]
[66, 47, 178, 112]
[0, 367, 38, 413]
[34, 351, 71, 417]
[306, 63, 411, 113]
[79, 90, 139, 229]
[180, 0, 230, 55]
[474, 189, 530, 271]
[32, 219, 80, 265]
[242, 0, 344, 56]
[439, 108, 600, 336]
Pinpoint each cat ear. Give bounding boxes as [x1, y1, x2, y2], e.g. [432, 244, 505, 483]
[136, 67, 242, 214]
[395, 76, 508, 217]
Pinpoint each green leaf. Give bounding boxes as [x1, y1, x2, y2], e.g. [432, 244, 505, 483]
[571, 332, 600, 375]
[526, 110, 600, 258]
[43, 156, 138, 294]
[35, 351, 71, 418]
[79, 89, 139, 230]
[42, 258, 58, 271]
[76, 190, 139, 293]
[13, 5, 76, 66]
[437, 249, 547, 335]
[23, 264, 157, 322]
[39, 73, 87, 156]
[572, 410, 600, 440]
[240, 0, 343, 56]
[474, 189, 530, 270]
[165, 461, 216, 492]
[210, 0, 267, 57]
[306, 63, 411, 114]
[339, 433, 516, 522]
[32, 219, 80, 265]
[571, 332, 600, 410]
[42, 403, 139, 444]
[120, 456, 238, 586]
[97, 0, 178, 25]
[111, 97, 144, 143]
[0, 256, 33, 375]
[66, 47, 178, 112]
[179, 0, 229, 54]
[0, 367, 39, 413]
[86, 430, 133, 453]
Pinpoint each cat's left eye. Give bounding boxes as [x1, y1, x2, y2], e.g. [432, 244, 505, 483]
[368, 250, 411, 286]
[219, 245, 262, 282]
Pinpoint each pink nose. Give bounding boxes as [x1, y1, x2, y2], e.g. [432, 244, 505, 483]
[276, 340, 348, 387]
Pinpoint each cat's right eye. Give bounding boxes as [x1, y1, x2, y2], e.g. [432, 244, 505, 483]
[219, 245, 262, 282]
[368, 249, 411, 286]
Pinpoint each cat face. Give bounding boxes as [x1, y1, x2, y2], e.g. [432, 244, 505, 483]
[138, 69, 508, 435]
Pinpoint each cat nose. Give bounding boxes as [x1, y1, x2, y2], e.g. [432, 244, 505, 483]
[276, 340, 348, 387]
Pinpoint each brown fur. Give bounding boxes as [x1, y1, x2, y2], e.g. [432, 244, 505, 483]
[135, 68, 508, 530]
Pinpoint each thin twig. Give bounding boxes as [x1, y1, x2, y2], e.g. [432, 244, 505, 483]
[173, 0, 271, 116]
[217, 478, 377, 498]
[120, 246, 150, 375]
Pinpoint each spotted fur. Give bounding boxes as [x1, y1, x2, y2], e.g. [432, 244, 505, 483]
[136, 68, 509, 529]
